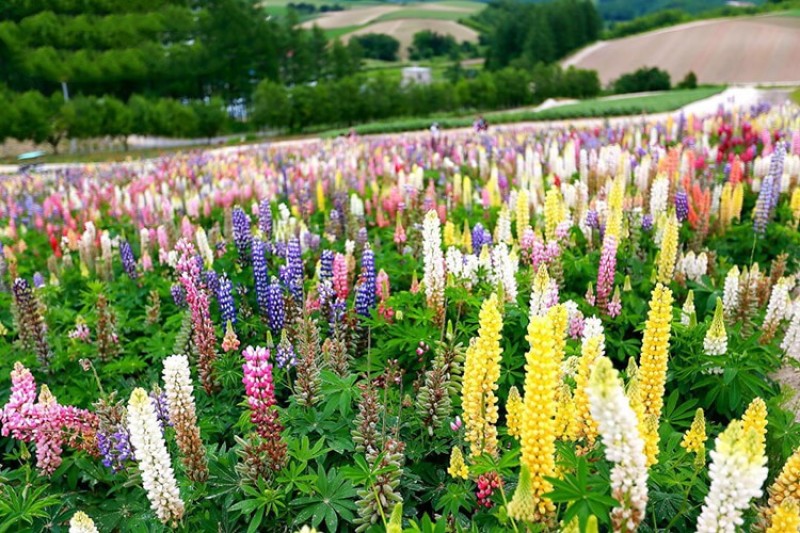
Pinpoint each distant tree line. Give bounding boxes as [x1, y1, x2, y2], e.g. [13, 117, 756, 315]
[287, 2, 344, 15]
[476, 0, 602, 70]
[251, 65, 600, 132]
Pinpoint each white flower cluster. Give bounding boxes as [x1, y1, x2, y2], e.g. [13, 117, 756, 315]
[445, 247, 478, 288]
[490, 243, 518, 302]
[422, 210, 445, 312]
[722, 266, 740, 317]
[681, 293, 695, 326]
[582, 317, 605, 350]
[163, 354, 199, 431]
[782, 301, 800, 361]
[127, 387, 185, 526]
[69, 511, 99, 533]
[587, 356, 648, 532]
[195, 228, 213, 268]
[696, 421, 768, 533]
[649, 176, 670, 219]
[494, 207, 512, 244]
[678, 251, 708, 282]
[763, 277, 795, 333]
[703, 332, 728, 357]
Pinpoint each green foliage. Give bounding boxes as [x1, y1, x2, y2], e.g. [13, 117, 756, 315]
[612, 66, 672, 94]
[352, 33, 401, 62]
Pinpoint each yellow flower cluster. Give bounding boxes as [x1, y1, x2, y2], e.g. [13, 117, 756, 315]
[638, 283, 674, 465]
[443, 221, 456, 247]
[605, 177, 625, 240]
[769, 448, 800, 511]
[554, 382, 578, 441]
[516, 189, 530, 239]
[461, 220, 472, 252]
[657, 215, 679, 284]
[447, 447, 469, 480]
[681, 408, 707, 458]
[791, 188, 800, 223]
[743, 397, 768, 457]
[719, 182, 745, 229]
[573, 334, 604, 445]
[506, 386, 523, 440]
[461, 293, 503, 458]
[515, 305, 566, 523]
[544, 189, 563, 241]
[767, 499, 800, 533]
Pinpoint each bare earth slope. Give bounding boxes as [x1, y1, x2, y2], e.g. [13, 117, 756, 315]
[563, 15, 800, 85]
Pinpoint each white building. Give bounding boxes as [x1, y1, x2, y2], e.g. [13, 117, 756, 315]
[401, 66, 432, 86]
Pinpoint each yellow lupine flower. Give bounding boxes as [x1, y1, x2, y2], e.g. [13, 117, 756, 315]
[637, 283, 674, 465]
[770, 449, 800, 511]
[461, 220, 472, 253]
[742, 397, 768, 457]
[731, 182, 743, 221]
[766, 499, 800, 533]
[517, 305, 565, 523]
[461, 294, 503, 458]
[657, 215, 679, 284]
[574, 334, 604, 445]
[447, 447, 469, 480]
[516, 189, 530, 239]
[506, 386, 523, 439]
[316, 181, 326, 212]
[554, 382, 578, 441]
[681, 408, 707, 456]
[605, 176, 625, 240]
[544, 189, 562, 242]
[443, 221, 456, 247]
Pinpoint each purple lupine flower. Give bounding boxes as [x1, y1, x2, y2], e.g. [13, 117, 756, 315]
[32, 272, 45, 288]
[171, 283, 186, 308]
[285, 237, 303, 300]
[253, 239, 270, 316]
[205, 270, 220, 297]
[472, 223, 485, 255]
[356, 227, 368, 250]
[275, 330, 296, 368]
[675, 190, 689, 222]
[97, 426, 134, 472]
[232, 207, 253, 265]
[320, 250, 334, 281]
[354, 245, 377, 317]
[149, 390, 171, 430]
[266, 277, 285, 333]
[641, 214, 653, 232]
[753, 142, 785, 235]
[217, 274, 237, 325]
[595, 235, 618, 314]
[119, 240, 138, 279]
[258, 199, 272, 240]
[585, 209, 599, 229]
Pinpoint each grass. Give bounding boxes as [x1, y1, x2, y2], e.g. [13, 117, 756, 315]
[321, 86, 725, 137]
[324, 24, 366, 39]
[791, 88, 800, 105]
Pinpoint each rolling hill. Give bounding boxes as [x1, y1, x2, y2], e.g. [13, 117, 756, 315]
[562, 14, 800, 86]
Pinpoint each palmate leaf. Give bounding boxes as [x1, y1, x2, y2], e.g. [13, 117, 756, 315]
[292, 465, 357, 532]
[545, 455, 617, 531]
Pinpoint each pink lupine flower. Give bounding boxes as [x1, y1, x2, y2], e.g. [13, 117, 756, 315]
[1, 362, 38, 440]
[596, 235, 618, 315]
[333, 252, 349, 300]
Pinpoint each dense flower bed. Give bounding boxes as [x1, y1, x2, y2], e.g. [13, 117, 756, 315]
[1, 105, 800, 532]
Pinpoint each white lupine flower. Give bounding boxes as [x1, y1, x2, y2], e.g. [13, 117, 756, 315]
[587, 356, 648, 532]
[462, 254, 479, 286]
[140, 227, 150, 253]
[350, 193, 364, 218]
[649, 176, 670, 219]
[162, 354, 205, 479]
[582, 317, 605, 348]
[195, 228, 213, 267]
[445, 246, 464, 281]
[679, 251, 708, 282]
[696, 421, 768, 533]
[422, 211, 445, 316]
[494, 207, 512, 244]
[763, 278, 794, 334]
[69, 511, 99, 533]
[529, 266, 554, 317]
[722, 266, 740, 317]
[681, 291, 696, 327]
[491, 243, 518, 302]
[782, 301, 800, 360]
[127, 387, 185, 526]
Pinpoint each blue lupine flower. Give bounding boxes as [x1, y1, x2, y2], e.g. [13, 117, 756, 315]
[253, 239, 270, 316]
[232, 207, 252, 265]
[119, 240, 138, 279]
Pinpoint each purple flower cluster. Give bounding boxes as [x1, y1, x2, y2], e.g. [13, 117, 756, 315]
[354, 245, 376, 317]
[171, 283, 186, 308]
[33, 272, 45, 288]
[217, 274, 237, 325]
[641, 214, 654, 232]
[267, 277, 285, 333]
[674, 190, 689, 222]
[471, 223, 492, 255]
[585, 209, 599, 229]
[205, 270, 220, 296]
[119, 240, 138, 279]
[97, 426, 134, 472]
[275, 332, 296, 368]
[320, 250, 334, 282]
[149, 390, 171, 430]
[754, 141, 785, 235]
[253, 239, 270, 316]
[232, 207, 253, 265]
[258, 199, 272, 240]
[285, 237, 303, 300]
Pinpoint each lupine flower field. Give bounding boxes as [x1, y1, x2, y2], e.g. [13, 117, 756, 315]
[2, 104, 800, 533]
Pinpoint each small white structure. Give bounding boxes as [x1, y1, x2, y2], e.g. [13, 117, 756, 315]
[402, 66, 432, 87]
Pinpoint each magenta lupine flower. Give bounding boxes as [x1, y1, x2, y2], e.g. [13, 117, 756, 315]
[332, 252, 349, 300]
[607, 288, 622, 318]
[35, 387, 64, 475]
[596, 235, 618, 314]
[180, 272, 218, 394]
[241, 345, 277, 437]
[1, 362, 38, 440]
